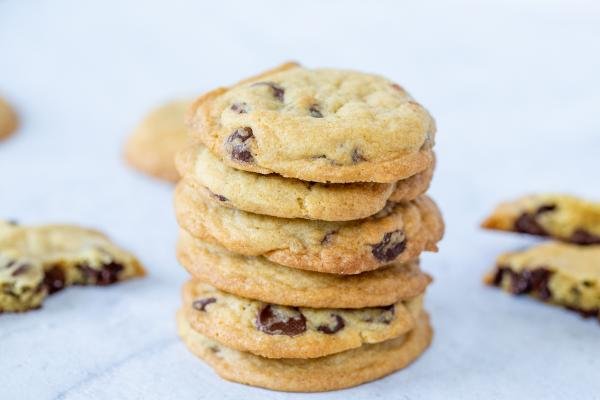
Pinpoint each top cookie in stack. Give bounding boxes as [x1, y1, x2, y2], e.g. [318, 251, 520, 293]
[174, 63, 443, 392]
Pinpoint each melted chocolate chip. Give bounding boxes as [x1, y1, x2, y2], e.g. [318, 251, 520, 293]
[252, 82, 284, 101]
[320, 230, 337, 245]
[570, 229, 600, 245]
[493, 266, 553, 300]
[44, 266, 66, 294]
[256, 304, 306, 336]
[351, 148, 366, 164]
[317, 314, 345, 334]
[230, 102, 248, 114]
[514, 204, 557, 236]
[371, 230, 407, 262]
[309, 104, 323, 118]
[225, 127, 254, 163]
[192, 297, 216, 312]
[77, 261, 124, 285]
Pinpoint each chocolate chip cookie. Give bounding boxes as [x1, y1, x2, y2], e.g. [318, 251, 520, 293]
[124, 100, 191, 182]
[482, 194, 600, 245]
[182, 280, 424, 359]
[175, 181, 444, 274]
[177, 230, 431, 308]
[0, 221, 145, 312]
[187, 63, 436, 183]
[176, 144, 434, 221]
[0, 97, 18, 140]
[485, 241, 600, 320]
[177, 309, 432, 392]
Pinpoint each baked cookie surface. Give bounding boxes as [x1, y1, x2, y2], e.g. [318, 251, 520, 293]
[0, 221, 145, 312]
[175, 182, 444, 274]
[182, 280, 423, 359]
[486, 241, 600, 320]
[482, 194, 600, 245]
[176, 144, 434, 221]
[188, 63, 436, 183]
[0, 97, 18, 140]
[177, 231, 431, 308]
[177, 309, 432, 392]
[124, 100, 191, 182]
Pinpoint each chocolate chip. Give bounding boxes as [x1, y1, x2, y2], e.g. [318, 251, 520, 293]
[192, 297, 216, 312]
[570, 229, 600, 245]
[256, 304, 306, 336]
[11, 264, 31, 277]
[208, 345, 220, 353]
[351, 148, 366, 164]
[317, 314, 345, 334]
[225, 127, 254, 163]
[494, 266, 553, 301]
[320, 230, 337, 245]
[44, 266, 66, 294]
[514, 204, 557, 236]
[207, 189, 228, 202]
[528, 268, 553, 301]
[252, 82, 284, 101]
[309, 104, 323, 118]
[391, 83, 404, 91]
[77, 261, 124, 285]
[230, 102, 248, 114]
[371, 230, 407, 262]
[362, 304, 395, 324]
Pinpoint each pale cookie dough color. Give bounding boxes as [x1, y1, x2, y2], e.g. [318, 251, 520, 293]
[0, 221, 145, 313]
[188, 63, 436, 183]
[0, 97, 18, 140]
[486, 241, 600, 320]
[175, 181, 444, 274]
[177, 310, 433, 392]
[176, 144, 434, 221]
[482, 194, 600, 245]
[124, 100, 191, 182]
[177, 232, 432, 308]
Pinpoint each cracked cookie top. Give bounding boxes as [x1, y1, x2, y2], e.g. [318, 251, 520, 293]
[188, 63, 436, 183]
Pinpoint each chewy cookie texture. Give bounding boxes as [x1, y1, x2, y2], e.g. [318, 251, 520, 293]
[174, 63, 442, 391]
[0, 221, 145, 313]
[124, 100, 191, 182]
[486, 242, 600, 320]
[187, 62, 436, 183]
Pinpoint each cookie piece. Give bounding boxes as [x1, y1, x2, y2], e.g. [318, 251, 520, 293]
[485, 241, 600, 320]
[176, 144, 434, 221]
[0, 222, 145, 313]
[177, 231, 431, 308]
[124, 100, 191, 182]
[187, 63, 436, 183]
[0, 97, 18, 140]
[175, 182, 444, 274]
[177, 309, 432, 392]
[182, 280, 423, 359]
[482, 194, 600, 245]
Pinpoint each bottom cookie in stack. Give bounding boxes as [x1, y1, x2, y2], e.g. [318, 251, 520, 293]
[176, 309, 432, 392]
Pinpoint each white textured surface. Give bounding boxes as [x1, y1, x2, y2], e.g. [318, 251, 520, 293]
[1, 1, 599, 399]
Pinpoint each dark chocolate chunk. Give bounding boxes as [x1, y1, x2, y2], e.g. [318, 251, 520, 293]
[252, 82, 284, 101]
[43, 266, 66, 294]
[230, 102, 248, 114]
[320, 230, 337, 245]
[371, 230, 407, 262]
[493, 266, 553, 301]
[351, 148, 366, 164]
[77, 261, 124, 285]
[225, 127, 255, 163]
[192, 297, 217, 312]
[309, 104, 323, 118]
[317, 314, 345, 334]
[256, 304, 306, 336]
[514, 204, 557, 236]
[528, 268, 553, 301]
[570, 229, 600, 245]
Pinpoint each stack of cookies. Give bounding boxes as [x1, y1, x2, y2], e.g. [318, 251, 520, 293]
[174, 63, 444, 392]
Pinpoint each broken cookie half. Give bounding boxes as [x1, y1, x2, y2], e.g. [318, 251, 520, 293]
[0, 221, 145, 313]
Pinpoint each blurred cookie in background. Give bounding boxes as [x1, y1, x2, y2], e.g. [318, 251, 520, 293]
[124, 100, 191, 182]
[0, 96, 18, 141]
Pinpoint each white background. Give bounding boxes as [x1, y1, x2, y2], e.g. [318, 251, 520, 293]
[1, 1, 599, 399]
